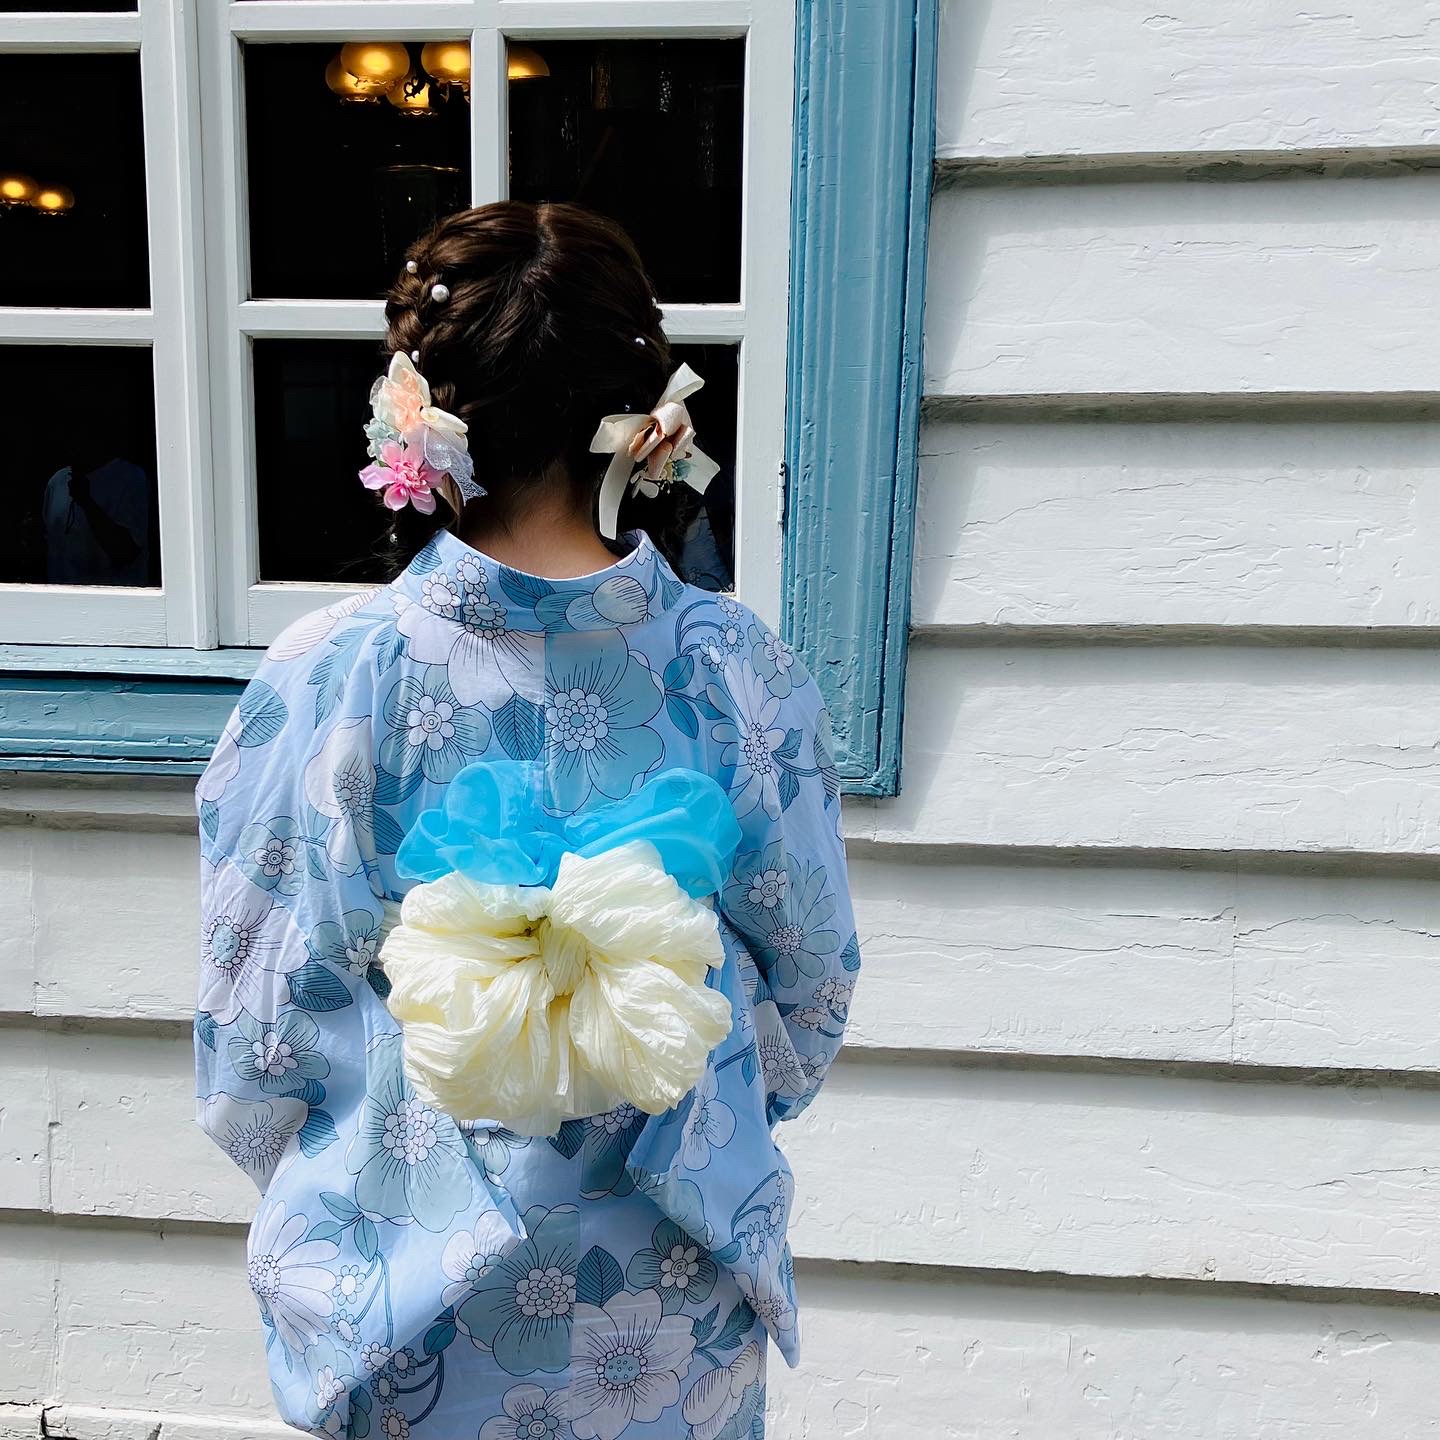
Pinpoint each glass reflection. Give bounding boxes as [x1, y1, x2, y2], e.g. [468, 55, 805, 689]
[0, 346, 159, 586]
[253, 339, 738, 589]
[509, 40, 744, 303]
[621, 342, 737, 591]
[245, 43, 471, 299]
[253, 339, 396, 584]
[0, 53, 148, 307]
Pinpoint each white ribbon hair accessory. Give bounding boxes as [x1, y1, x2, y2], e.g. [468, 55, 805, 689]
[589, 362, 722, 539]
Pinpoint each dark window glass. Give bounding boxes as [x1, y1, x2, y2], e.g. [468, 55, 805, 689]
[623, 342, 737, 591]
[0, 346, 159, 586]
[245, 43, 471, 299]
[254, 338, 395, 583]
[254, 339, 737, 589]
[509, 40, 744, 303]
[0, 53, 148, 307]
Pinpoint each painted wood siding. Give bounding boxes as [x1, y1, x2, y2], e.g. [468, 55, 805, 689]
[7, 6, 1440, 1439]
[838, 0, 1439, 1432]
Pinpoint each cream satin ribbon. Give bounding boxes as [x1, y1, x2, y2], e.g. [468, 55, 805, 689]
[589, 363, 722, 539]
[380, 840, 734, 1138]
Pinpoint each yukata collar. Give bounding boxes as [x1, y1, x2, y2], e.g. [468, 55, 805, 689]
[389, 526, 685, 635]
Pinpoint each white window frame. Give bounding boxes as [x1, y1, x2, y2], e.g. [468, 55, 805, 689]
[0, 4, 215, 647]
[201, 0, 793, 649]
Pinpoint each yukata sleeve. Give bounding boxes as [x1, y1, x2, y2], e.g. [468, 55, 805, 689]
[713, 651, 861, 1124]
[192, 661, 518, 1439]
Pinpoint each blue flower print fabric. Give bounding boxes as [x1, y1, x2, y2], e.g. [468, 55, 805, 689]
[193, 529, 859, 1437]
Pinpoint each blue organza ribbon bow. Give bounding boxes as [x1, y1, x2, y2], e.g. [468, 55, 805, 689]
[396, 759, 741, 899]
[382, 762, 743, 1135]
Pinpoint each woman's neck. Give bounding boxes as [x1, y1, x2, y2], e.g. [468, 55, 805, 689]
[455, 480, 619, 580]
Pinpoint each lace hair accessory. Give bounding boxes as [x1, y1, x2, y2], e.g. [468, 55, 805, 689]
[589, 361, 721, 539]
[359, 351, 483, 514]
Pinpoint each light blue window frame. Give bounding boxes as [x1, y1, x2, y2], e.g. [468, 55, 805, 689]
[784, 0, 939, 796]
[0, 2, 939, 782]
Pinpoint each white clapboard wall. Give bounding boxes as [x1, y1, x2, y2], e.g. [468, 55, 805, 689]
[7, 3, 1440, 1435]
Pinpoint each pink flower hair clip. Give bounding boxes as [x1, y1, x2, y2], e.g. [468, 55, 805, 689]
[358, 351, 484, 513]
[589, 362, 722, 539]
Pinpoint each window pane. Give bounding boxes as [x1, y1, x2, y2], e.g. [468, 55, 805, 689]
[508, 40, 744, 304]
[254, 340, 737, 589]
[0, 53, 148, 307]
[0, 346, 159, 586]
[254, 339, 396, 583]
[245, 43, 471, 300]
[625, 342, 737, 591]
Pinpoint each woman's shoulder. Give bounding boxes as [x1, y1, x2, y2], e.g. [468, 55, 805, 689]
[199, 589, 397, 793]
[262, 585, 397, 671]
[669, 586, 820, 715]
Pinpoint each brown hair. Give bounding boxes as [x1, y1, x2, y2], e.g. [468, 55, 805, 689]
[378, 201, 686, 559]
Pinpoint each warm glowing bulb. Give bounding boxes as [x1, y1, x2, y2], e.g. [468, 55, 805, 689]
[325, 53, 378, 101]
[33, 184, 75, 213]
[420, 40, 471, 89]
[506, 45, 550, 81]
[386, 71, 433, 113]
[340, 40, 411, 90]
[0, 173, 38, 204]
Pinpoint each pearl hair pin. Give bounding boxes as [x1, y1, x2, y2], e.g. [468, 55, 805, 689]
[405, 260, 418, 274]
[430, 282, 450, 304]
[410, 349, 420, 362]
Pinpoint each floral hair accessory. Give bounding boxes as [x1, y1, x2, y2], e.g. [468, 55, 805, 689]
[589, 361, 721, 539]
[358, 350, 483, 513]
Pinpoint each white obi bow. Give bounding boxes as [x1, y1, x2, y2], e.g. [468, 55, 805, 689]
[379, 762, 740, 1138]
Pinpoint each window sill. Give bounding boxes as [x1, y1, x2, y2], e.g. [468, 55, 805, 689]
[0, 646, 257, 775]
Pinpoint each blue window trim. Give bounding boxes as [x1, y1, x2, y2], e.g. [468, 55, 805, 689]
[783, 0, 939, 796]
[0, 649, 250, 774]
[0, 4, 939, 783]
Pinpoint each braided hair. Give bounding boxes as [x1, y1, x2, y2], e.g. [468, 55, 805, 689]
[375, 201, 697, 568]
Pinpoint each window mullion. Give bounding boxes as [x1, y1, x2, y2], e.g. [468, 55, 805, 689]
[729, 2, 791, 624]
[497, 1, 750, 40]
[471, 14, 506, 206]
[143, 0, 218, 648]
[226, 2, 477, 42]
[200, 5, 260, 645]
[661, 304, 746, 346]
[0, 310, 153, 344]
[0, 13, 139, 51]
[238, 299, 387, 338]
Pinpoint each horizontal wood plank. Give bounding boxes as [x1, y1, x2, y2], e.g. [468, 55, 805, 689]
[10, 823, 1440, 1072]
[925, 177, 1440, 399]
[937, 0, 1440, 163]
[0, 827, 200, 1022]
[915, 419, 1440, 629]
[0, 1223, 273, 1428]
[855, 644, 1440, 856]
[787, 1062, 1440, 1288]
[13, 1029, 1440, 1293]
[781, 1264, 1440, 1439]
[8, 1218, 1440, 1438]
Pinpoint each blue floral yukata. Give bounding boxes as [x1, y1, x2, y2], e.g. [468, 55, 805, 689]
[194, 529, 859, 1440]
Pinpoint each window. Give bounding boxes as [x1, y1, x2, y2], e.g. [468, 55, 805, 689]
[203, 3, 792, 648]
[0, 3, 207, 645]
[0, 0, 793, 648]
[0, 0, 934, 797]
